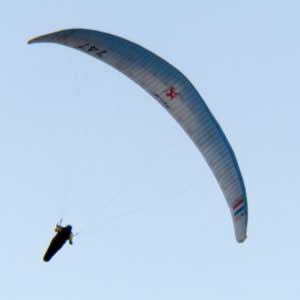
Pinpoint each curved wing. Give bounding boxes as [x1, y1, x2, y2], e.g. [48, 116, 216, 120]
[29, 29, 248, 242]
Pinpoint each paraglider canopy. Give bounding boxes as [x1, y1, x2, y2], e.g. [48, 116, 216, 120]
[29, 29, 248, 242]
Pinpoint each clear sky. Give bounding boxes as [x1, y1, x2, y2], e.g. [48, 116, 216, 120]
[1, 1, 300, 299]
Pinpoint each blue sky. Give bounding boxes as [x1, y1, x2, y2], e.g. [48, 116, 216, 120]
[1, 1, 300, 299]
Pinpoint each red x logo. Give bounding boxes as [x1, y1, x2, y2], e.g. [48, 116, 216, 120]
[165, 86, 180, 100]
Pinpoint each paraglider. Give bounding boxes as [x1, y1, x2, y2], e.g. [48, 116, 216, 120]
[43, 220, 74, 262]
[29, 28, 248, 242]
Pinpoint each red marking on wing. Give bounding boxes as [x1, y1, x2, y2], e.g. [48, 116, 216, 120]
[233, 199, 243, 210]
[165, 86, 180, 100]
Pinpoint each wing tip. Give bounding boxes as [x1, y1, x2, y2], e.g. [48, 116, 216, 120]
[27, 32, 56, 45]
[237, 235, 247, 243]
[27, 28, 84, 45]
[27, 34, 51, 45]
